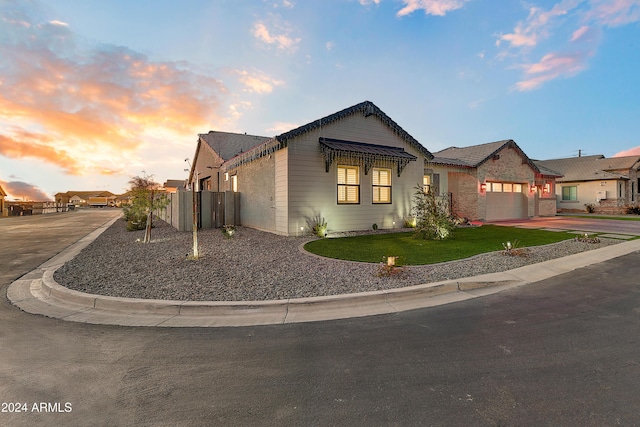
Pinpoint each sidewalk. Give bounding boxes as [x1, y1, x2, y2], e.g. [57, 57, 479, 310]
[8, 216, 640, 327]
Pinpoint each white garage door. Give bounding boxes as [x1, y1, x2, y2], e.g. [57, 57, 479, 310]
[486, 182, 527, 221]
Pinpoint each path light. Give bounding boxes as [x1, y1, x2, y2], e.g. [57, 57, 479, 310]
[506, 241, 512, 250]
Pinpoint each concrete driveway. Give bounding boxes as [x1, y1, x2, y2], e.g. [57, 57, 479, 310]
[489, 215, 640, 237]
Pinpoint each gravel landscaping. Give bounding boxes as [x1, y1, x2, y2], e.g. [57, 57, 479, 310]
[54, 217, 620, 302]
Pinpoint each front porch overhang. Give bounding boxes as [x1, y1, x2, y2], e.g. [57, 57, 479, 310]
[319, 137, 417, 177]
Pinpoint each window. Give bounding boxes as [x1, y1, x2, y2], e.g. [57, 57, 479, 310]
[503, 183, 513, 192]
[562, 186, 577, 201]
[337, 165, 359, 204]
[491, 182, 503, 192]
[372, 168, 392, 203]
[231, 175, 238, 192]
[423, 175, 431, 193]
[513, 184, 523, 192]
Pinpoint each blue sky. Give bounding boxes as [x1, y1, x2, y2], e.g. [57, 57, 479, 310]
[1, 0, 639, 200]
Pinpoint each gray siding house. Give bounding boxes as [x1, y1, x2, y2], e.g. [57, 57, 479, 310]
[189, 101, 433, 235]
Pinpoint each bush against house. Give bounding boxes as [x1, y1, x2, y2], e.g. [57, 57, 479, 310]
[412, 185, 456, 240]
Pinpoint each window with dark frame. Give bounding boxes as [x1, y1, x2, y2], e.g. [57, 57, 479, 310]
[372, 168, 392, 204]
[337, 165, 360, 204]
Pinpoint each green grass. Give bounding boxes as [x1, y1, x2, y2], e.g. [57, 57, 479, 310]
[303, 225, 577, 265]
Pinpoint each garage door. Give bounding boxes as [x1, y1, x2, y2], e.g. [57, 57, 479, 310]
[486, 182, 527, 221]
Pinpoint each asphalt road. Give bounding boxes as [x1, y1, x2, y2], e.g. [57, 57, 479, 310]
[2, 210, 640, 426]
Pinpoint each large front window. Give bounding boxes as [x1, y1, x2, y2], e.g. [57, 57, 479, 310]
[372, 168, 392, 203]
[562, 186, 577, 201]
[337, 165, 359, 204]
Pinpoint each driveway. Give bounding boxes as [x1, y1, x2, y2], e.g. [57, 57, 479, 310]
[489, 215, 640, 237]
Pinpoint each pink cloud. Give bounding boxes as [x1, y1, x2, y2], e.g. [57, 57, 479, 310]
[587, 0, 640, 27]
[514, 51, 590, 91]
[0, 2, 227, 176]
[397, 0, 470, 17]
[613, 146, 640, 157]
[252, 21, 300, 51]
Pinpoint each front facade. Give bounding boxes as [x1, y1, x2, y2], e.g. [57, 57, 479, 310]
[432, 140, 561, 221]
[189, 101, 433, 235]
[189, 104, 563, 234]
[536, 155, 640, 214]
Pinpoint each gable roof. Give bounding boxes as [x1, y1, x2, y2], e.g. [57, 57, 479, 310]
[199, 131, 271, 162]
[275, 100, 433, 160]
[431, 139, 561, 176]
[535, 155, 640, 182]
[62, 191, 116, 199]
[0, 184, 6, 198]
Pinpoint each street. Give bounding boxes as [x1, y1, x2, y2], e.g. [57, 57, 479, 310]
[2, 210, 640, 425]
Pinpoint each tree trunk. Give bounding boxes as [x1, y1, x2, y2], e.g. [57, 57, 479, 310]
[144, 211, 152, 243]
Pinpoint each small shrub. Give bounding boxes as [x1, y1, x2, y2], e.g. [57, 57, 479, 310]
[306, 215, 328, 238]
[404, 217, 417, 228]
[585, 203, 596, 213]
[126, 220, 146, 231]
[372, 223, 378, 230]
[377, 256, 404, 277]
[575, 233, 600, 243]
[626, 205, 640, 215]
[221, 224, 236, 239]
[501, 239, 528, 257]
[412, 185, 456, 240]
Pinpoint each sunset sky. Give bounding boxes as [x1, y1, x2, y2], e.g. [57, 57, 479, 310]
[1, 0, 639, 201]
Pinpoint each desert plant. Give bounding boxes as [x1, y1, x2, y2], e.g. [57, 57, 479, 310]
[222, 224, 236, 238]
[411, 185, 456, 240]
[377, 256, 404, 277]
[404, 217, 417, 228]
[501, 239, 528, 257]
[306, 215, 328, 238]
[585, 203, 596, 213]
[574, 233, 600, 243]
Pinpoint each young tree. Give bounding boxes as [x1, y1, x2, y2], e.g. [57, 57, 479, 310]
[125, 174, 169, 243]
[411, 184, 456, 240]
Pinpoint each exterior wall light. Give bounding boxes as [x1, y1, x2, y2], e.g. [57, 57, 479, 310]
[480, 183, 487, 192]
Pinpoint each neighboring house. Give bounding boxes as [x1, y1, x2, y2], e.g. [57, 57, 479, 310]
[55, 191, 118, 207]
[189, 101, 433, 235]
[431, 140, 562, 221]
[535, 155, 640, 214]
[0, 184, 6, 216]
[163, 180, 187, 193]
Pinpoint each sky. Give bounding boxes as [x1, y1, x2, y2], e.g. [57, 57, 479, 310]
[1, 0, 639, 201]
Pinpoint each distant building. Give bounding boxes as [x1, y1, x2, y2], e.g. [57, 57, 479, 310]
[0, 184, 6, 216]
[54, 191, 119, 207]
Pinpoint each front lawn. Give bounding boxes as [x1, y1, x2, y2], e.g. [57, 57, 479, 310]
[303, 225, 577, 265]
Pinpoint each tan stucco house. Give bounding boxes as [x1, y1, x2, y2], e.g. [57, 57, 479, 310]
[431, 140, 562, 221]
[535, 154, 640, 214]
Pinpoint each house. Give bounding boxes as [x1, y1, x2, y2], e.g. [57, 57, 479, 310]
[55, 191, 117, 207]
[535, 155, 640, 214]
[163, 180, 188, 193]
[188, 101, 433, 235]
[431, 140, 562, 221]
[0, 184, 6, 216]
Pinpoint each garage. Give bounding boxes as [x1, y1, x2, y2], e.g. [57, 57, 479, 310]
[485, 182, 528, 221]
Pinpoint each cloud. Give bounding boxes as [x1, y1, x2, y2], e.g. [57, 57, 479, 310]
[613, 146, 640, 157]
[0, 2, 227, 177]
[265, 122, 299, 134]
[499, 0, 640, 91]
[397, 0, 470, 17]
[326, 41, 336, 51]
[359, 0, 381, 5]
[234, 69, 285, 94]
[0, 179, 51, 201]
[252, 21, 301, 51]
[514, 51, 591, 91]
[587, 0, 640, 26]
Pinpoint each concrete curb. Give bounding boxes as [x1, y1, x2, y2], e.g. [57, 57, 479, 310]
[9, 219, 640, 327]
